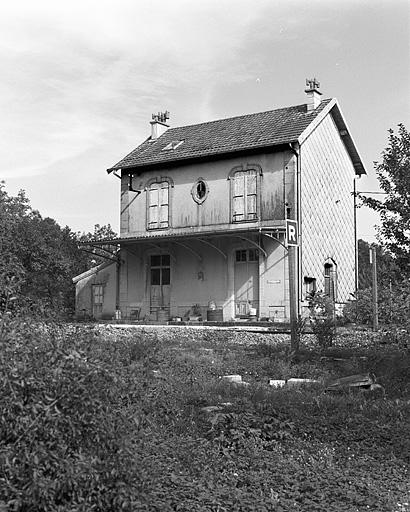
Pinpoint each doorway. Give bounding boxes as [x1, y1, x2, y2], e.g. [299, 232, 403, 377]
[150, 254, 171, 314]
[92, 284, 104, 319]
[324, 260, 337, 302]
[234, 248, 259, 317]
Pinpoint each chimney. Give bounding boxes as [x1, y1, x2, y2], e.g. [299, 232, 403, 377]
[150, 110, 170, 140]
[305, 78, 322, 111]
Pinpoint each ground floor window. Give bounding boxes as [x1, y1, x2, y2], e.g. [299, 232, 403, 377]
[304, 276, 317, 299]
[235, 248, 259, 262]
[324, 261, 337, 301]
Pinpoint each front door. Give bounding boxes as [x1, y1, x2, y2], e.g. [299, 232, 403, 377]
[234, 249, 259, 317]
[150, 254, 171, 314]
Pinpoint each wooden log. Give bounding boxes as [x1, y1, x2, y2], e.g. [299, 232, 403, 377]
[326, 372, 375, 391]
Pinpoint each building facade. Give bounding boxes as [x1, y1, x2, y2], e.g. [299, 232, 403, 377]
[74, 81, 365, 322]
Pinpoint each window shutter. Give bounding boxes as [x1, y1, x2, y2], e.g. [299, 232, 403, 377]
[148, 184, 159, 228]
[159, 183, 169, 227]
[232, 172, 245, 221]
[246, 172, 257, 219]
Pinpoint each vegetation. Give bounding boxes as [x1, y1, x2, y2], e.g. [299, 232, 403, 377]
[344, 239, 410, 330]
[0, 320, 409, 511]
[1, 126, 409, 510]
[0, 182, 116, 314]
[359, 124, 410, 274]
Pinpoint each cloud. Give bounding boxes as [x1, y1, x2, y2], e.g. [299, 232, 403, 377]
[0, 0, 278, 177]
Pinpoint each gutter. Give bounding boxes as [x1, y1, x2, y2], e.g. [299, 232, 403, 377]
[106, 143, 294, 175]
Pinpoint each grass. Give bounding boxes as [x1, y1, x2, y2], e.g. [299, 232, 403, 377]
[1, 322, 409, 511]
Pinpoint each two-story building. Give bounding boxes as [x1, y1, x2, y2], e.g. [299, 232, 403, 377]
[73, 80, 366, 322]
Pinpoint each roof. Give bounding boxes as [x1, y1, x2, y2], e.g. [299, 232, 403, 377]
[108, 98, 366, 174]
[72, 260, 115, 284]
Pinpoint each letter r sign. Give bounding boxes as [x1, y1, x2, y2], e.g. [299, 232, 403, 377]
[286, 219, 298, 246]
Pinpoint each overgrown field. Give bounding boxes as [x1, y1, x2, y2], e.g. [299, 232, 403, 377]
[1, 323, 409, 511]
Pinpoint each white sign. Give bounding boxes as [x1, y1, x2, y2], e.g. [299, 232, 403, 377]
[286, 219, 298, 246]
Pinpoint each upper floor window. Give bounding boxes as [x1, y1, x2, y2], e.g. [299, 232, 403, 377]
[229, 166, 261, 222]
[147, 180, 169, 230]
[191, 178, 209, 204]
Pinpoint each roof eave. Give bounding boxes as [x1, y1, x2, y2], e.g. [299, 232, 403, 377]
[72, 260, 115, 284]
[106, 142, 297, 174]
[298, 98, 366, 175]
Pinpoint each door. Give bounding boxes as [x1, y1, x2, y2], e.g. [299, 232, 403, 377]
[150, 254, 171, 313]
[92, 284, 104, 319]
[234, 249, 259, 317]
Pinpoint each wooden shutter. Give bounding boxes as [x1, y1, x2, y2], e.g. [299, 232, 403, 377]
[159, 182, 169, 228]
[246, 171, 257, 219]
[148, 184, 159, 228]
[232, 171, 245, 221]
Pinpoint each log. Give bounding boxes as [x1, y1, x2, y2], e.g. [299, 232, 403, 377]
[326, 373, 376, 391]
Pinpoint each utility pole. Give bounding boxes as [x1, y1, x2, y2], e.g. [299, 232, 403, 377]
[287, 220, 299, 356]
[370, 247, 379, 330]
[289, 244, 298, 352]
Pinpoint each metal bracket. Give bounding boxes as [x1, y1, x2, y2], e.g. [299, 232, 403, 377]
[262, 233, 288, 251]
[146, 242, 177, 263]
[172, 241, 202, 262]
[197, 238, 227, 259]
[234, 236, 267, 258]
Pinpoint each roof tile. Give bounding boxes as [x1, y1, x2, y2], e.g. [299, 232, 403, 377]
[109, 99, 332, 171]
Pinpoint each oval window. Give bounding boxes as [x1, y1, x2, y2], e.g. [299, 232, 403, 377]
[191, 179, 209, 204]
[196, 181, 206, 199]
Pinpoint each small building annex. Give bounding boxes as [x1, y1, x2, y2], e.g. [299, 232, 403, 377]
[73, 80, 366, 322]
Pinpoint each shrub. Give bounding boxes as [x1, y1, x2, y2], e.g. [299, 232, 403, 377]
[0, 321, 159, 511]
[344, 282, 410, 330]
[307, 292, 336, 350]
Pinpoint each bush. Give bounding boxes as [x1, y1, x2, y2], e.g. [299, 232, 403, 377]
[307, 292, 336, 350]
[344, 282, 410, 330]
[0, 320, 160, 511]
[1, 321, 409, 511]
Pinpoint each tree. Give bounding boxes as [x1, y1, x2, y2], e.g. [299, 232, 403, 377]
[77, 223, 118, 267]
[360, 124, 410, 274]
[0, 182, 117, 314]
[357, 239, 400, 289]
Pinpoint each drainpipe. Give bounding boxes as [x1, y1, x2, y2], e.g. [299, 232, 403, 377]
[353, 176, 359, 296]
[116, 250, 121, 319]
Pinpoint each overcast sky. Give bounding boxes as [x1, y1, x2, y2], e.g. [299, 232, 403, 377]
[1, 0, 409, 240]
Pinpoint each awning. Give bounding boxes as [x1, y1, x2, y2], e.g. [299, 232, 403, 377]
[78, 223, 287, 260]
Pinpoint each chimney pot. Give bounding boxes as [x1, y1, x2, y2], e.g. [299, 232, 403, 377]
[150, 110, 170, 140]
[305, 78, 322, 111]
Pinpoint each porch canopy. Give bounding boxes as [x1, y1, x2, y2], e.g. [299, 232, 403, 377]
[78, 222, 287, 261]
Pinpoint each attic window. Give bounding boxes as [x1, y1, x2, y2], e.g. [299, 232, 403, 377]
[163, 140, 184, 151]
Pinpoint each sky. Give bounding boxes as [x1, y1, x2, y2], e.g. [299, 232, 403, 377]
[1, 0, 409, 241]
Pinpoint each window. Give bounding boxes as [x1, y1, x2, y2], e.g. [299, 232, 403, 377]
[231, 169, 258, 222]
[196, 181, 206, 199]
[324, 262, 337, 301]
[148, 181, 169, 229]
[235, 248, 259, 262]
[162, 140, 184, 151]
[191, 178, 209, 204]
[304, 277, 317, 299]
[150, 254, 171, 286]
